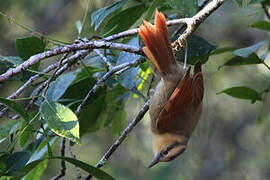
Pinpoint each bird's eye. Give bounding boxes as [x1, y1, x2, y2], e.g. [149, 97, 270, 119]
[161, 150, 169, 156]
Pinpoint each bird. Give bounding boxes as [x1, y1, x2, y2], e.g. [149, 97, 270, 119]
[138, 10, 204, 168]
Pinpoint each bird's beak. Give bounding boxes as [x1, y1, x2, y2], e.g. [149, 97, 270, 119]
[148, 154, 162, 168]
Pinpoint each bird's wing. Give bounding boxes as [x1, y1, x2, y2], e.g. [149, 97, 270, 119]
[156, 61, 204, 134]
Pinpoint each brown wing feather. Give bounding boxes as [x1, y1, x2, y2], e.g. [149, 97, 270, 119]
[157, 63, 204, 134]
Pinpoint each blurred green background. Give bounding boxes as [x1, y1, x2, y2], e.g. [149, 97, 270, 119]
[0, 0, 270, 179]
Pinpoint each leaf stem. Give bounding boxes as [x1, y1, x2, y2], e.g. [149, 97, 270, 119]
[262, 61, 270, 71]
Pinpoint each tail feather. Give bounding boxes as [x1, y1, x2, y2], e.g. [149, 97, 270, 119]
[139, 10, 177, 77]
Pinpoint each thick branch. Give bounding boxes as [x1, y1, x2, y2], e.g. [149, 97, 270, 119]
[0, 41, 142, 82]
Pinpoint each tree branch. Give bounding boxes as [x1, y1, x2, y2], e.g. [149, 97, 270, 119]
[75, 57, 144, 116]
[172, 0, 227, 51]
[0, 41, 142, 82]
[261, 2, 270, 21]
[68, 141, 82, 180]
[84, 100, 150, 180]
[50, 138, 66, 180]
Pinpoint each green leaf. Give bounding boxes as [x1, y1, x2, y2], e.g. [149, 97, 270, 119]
[167, 0, 198, 17]
[223, 53, 262, 66]
[55, 156, 115, 180]
[20, 111, 40, 147]
[0, 120, 20, 144]
[232, 0, 243, 7]
[251, 21, 270, 32]
[0, 97, 29, 121]
[40, 99, 80, 144]
[103, 4, 145, 36]
[211, 47, 236, 55]
[19, 156, 115, 180]
[233, 41, 266, 58]
[111, 108, 126, 135]
[15, 37, 45, 80]
[46, 70, 79, 102]
[217, 86, 262, 103]
[262, 0, 270, 6]
[175, 35, 217, 65]
[5, 151, 32, 176]
[47, 142, 53, 158]
[249, 0, 264, 4]
[79, 96, 106, 135]
[144, 0, 165, 21]
[116, 38, 141, 89]
[15, 37, 45, 61]
[105, 84, 127, 104]
[19, 121, 33, 147]
[91, 0, 130, 30]
[22, 159, 48, 180]
[0, 56, 24, 67]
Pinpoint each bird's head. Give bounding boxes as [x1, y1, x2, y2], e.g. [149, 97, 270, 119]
[148, 133, 189, 168]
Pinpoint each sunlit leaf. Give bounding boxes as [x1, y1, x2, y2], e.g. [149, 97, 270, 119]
[217, 86, 262, 103]
[40, 99, 80, 144]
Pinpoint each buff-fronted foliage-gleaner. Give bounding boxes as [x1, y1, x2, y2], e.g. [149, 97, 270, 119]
[138, 10, 204, 168]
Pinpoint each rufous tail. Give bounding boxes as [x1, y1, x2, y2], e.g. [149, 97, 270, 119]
[139, 10, 177, 77]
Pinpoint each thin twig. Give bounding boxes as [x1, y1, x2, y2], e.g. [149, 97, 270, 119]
[84, 100, 150, 180]
[68, 141, 82, 180]
[260, 84, 270, 95]
[263, 61, 270, 71]
[261, 2, 270, 21]
[50, 138, 66, 180]
[7, 50, 90, 120]
[75, 57, 144, 115]
[93, 49, 113, 69]
[27, 51, 88, 110]
[43, 53, 69, 96]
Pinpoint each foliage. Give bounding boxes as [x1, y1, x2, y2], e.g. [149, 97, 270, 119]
[0, 0, 270, 179]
